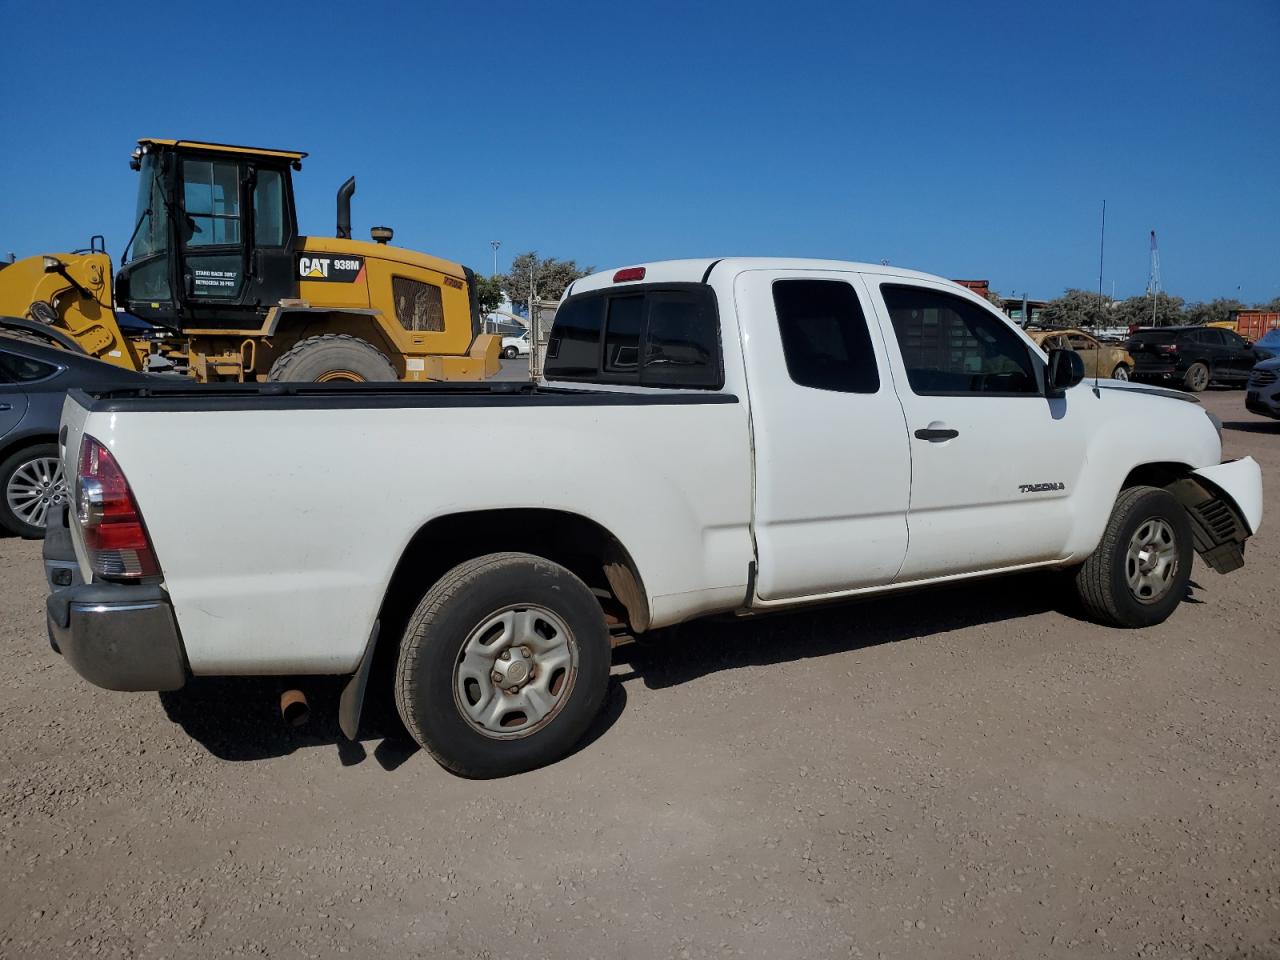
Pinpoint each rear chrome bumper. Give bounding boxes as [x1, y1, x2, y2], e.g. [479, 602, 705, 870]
[43, 504, 187, 692]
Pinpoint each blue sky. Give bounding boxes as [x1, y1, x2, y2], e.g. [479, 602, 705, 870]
[1, 0, 1276, 303]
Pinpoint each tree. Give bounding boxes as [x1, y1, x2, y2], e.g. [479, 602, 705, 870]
[1112, 292, 1186, 328]
[472, 274, 505, 316]
[1039, 289, 1113, 328]
[502, 252, 592, 310]
[1184, 297, 1245, 325]
[1256, 296, 1280, 313]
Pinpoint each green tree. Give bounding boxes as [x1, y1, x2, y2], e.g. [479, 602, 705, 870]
[1255, 296, 1280, 312]
[472, 273, 505, 316]
[1112, 292, 1186, 328]
[1039, 289, 1113, 328]
[502, 252, 592, 310]
[1184, 297, 1245, 325]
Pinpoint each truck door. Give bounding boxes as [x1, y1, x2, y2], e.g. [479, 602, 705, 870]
[736, 270, 911, 600]
[178, 156, 249, 305]
[865, 278, 1089, 581]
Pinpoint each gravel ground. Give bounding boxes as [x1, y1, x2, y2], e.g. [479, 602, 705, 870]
[1, 390, 1277, 960]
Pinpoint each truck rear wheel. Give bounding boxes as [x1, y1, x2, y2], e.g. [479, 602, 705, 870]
[394, 552, 611, 778]
[267, 334, 397, 382]
[1073, 485, 1193, 628]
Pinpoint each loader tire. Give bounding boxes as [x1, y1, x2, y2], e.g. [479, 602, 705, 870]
[267, 334, 398, 383]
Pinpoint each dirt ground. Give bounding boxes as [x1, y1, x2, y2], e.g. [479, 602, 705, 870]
[1, 390, 1277, 960]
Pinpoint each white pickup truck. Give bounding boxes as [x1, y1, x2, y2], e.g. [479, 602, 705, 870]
[43, 258, 1264, 777]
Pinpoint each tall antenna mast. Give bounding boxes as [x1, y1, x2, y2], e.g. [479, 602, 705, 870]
[1097, 200, 1106, 298]
[1147, 230, 1162, 325]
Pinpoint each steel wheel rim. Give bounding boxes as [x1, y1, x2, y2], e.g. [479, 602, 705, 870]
[315, 369, 364, 383]
[6, 456, 67, 529]
[452, 604, 578, 740]
[1113, 365, 1129, 381]
[1125, 517, 1179, 604]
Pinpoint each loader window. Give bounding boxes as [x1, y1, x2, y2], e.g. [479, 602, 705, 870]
[182, 159, 241, 247]
[130, 154, 169, 261]
[253, 169, 285, 246]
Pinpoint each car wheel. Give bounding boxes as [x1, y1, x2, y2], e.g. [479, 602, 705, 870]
[1073, 485, 1193, 628]
[0, 442, 68, 539]
[1183, 361, 1210, 392]
[1111, 363, 1130, 381]
[502, 346, 518, 360]
[394, 552, 611, 778]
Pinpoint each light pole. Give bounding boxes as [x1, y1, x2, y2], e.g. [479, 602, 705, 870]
[489, 240, 501, 277]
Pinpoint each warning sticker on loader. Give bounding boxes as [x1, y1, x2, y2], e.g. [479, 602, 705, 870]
[297, 254, 365, 283]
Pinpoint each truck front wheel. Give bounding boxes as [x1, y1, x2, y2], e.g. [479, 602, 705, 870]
[394, 552, 611, 777]
[1073, 485, 1193, 628]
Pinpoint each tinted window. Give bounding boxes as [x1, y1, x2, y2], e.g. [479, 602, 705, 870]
[603, 296, 644, 372]
[1222, 330, 1248, 349]
[253, 169, 285, 246]
[881, 284, 1037, 395]
[642, 292, 719, 388]
[0, 352, 59, 383]
[772, 279, 879, 393]
[1128, 330, 1178, 344]
[544, 296, 604, 378]
[544, 285, 721, 389]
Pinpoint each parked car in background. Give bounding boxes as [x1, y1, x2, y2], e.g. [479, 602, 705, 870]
[1125, 326, 1260, 392]
[1028, 328, 1135, 380]
[1246, 358, 1280, 420]
[0, 337, 163, 538]
[501, 332, 530, 359]
[1250, 328, 1280, 362]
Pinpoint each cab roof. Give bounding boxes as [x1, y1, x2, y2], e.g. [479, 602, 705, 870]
[138, 138, 307, 161]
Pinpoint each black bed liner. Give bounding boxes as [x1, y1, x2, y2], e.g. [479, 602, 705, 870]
[71, 380, 739, 413]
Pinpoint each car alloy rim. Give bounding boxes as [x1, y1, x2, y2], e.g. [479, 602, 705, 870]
[1114, 366, 1129, 381]
[6, 456, 68, 528]
[1125, 517, 1179, 604]
[452, 605, 578, 739]
[1192, 366, 1208, 389]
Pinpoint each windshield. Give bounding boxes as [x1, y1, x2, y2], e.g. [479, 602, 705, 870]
[129, 154, 169, 262]
[1256, 328, 1280, 348]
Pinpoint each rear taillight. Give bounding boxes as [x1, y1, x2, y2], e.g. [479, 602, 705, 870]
[76, 436, 160, 581]
[1158, 343, 1179, 354]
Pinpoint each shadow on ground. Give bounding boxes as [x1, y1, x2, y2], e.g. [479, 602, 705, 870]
[159, 571, 1071, 769]
[1223, 419, 1278, 435]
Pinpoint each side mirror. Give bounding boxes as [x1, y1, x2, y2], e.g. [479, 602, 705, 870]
[1046, 348, 1085, 396]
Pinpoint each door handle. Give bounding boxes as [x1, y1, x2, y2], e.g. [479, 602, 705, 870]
[0, 403, 11, 411]
[914, 427, 959, 442]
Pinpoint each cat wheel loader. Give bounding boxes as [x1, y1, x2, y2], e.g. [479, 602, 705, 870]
[0, 139, 499, 382]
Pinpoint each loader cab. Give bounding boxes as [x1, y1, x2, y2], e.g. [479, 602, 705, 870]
[116, 139, 304, 330]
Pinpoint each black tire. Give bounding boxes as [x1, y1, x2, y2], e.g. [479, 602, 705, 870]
[267, 334, 397, 382]
[502, 346, 518, 359]
[1111, 363, 1130, 381]
[1074, 485, 1193, 628]
[1183, 361, 1210, 393]
[394, 552, 611, 778]
[0, 442, 67, 539]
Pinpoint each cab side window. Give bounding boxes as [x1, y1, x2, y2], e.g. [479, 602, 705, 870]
[182, 159, 241, 247]
[881, 284, 1037, 395]
[772, 279, 879, 393]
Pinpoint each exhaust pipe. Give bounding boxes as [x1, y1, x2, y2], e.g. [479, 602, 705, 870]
[336, 176, 355, 239]
[280, 689, 310, 727]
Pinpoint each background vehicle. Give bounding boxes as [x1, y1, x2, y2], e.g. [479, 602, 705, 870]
[1028, 327, 1135, 380]
[1125, 326, 1260, 392]
[44, 258, 1261, 777]
[0, 339, 164, 538]
[0, 138, 499, 383]
[501, 331, 530, 359]
[1250, 327, 1280, 361]
[1246, 358, 1280, 419]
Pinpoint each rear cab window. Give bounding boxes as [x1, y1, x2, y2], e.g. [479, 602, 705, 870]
[544, 283, 722, 389]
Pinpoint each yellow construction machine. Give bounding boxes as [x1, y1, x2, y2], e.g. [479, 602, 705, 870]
[0, 139, 499, 382]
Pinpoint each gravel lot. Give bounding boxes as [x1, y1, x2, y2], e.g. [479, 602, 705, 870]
[1, 390, 1277, 960]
